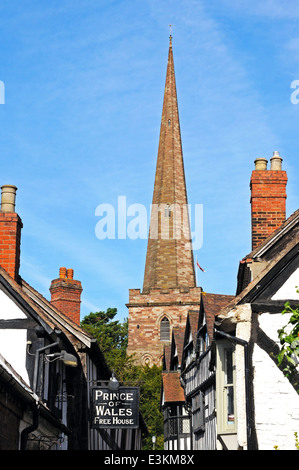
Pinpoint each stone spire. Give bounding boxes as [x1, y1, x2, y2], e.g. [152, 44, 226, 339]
[143, 36, 196, 291]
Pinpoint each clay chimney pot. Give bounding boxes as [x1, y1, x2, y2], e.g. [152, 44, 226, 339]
[59, 267, 67, 278]
[254, 158, 268, 171]
[1, 185, 18, 212]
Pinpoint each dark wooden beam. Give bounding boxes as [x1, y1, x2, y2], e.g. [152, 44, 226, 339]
[0, 318, 36, 329]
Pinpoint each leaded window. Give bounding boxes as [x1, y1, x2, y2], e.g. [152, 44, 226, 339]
[160, 317, 170, 342]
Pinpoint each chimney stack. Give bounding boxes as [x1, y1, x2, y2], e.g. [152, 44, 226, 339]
[0, 185, 23, 281]
[49, 267, 82, 325]
[250, 152, 287, 251]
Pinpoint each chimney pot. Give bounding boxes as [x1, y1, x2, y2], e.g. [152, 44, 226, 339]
[59, 267, 67, 278]
[0, 184, 23, 280]
[1, 185, 18, 212]
[270, 151, 283, 170]
[67, 268, 74, 280]
[254, 158, 268, 171]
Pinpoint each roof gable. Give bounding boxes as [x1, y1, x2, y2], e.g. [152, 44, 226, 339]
[180, 309, 200, 369]
[21, 278, 93, 347]
[0, 287, 27, 320]
[0, 265, 94, 349]
[245, 208, 299, 261]
[237, 209, 299, 294]
[170, 326, 185, 368]
[201, 293, 235, 341]
[218, 235, 299, 326]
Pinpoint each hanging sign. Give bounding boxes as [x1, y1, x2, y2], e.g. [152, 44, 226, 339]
[91, 386, 139, 429]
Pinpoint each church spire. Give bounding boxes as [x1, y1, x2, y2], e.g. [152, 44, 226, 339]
[143, 36, 196, 291]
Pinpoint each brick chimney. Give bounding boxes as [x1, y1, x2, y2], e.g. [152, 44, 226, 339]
[49, 267, 82, 325]
[250, 151, 288, 250]
[0, 185, 23, 281]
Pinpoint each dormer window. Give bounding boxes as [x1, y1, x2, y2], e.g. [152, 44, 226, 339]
[196, 325, 208, 357]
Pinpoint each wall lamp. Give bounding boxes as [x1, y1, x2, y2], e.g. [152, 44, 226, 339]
[108, 371, 120, 391]
[47, 350, 78, 368]
[32, 342, 78, 393]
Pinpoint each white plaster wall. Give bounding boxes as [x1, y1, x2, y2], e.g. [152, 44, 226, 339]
[272, 268, 299, 300]
[0, 289, 27, 319]
[253, 312, 299, 450]
[0, 289, 30, 384]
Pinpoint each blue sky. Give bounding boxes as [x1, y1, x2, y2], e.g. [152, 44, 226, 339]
[0, 0, 298, 321]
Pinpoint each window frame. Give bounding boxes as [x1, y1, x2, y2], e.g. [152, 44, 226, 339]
[216, 340, 237, 434]
[164, 404, 191, 440]
[160, 316, 170, 342]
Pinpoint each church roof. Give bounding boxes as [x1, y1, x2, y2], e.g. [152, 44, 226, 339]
[143, 36, 196, 291]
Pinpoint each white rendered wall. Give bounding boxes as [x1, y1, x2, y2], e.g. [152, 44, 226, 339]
[272, 268, 299, 300]
[253, 312, 299, 450]
[0, 289, 30, 384]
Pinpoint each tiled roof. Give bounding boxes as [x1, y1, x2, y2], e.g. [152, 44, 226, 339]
[163, 344, 171, 370]
[187, 310, 200, 345]
[162, 371, 185, 403]
[202, 293, 235, 340]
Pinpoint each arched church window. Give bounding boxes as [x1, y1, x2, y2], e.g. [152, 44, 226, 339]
[164, 204, 171, 218]
[160, 316, 170, 342]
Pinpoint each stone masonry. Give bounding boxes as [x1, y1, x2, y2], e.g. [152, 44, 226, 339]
[127, 287, 202, 365]
[127, 37, 201, 365]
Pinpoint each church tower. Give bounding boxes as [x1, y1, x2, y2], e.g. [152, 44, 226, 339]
[127, 36, 202, 366]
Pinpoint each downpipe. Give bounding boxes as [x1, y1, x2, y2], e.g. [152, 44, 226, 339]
[20, 400, 40, 450]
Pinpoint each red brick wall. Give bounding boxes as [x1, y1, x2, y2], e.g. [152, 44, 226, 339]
[50, 268, 82, 325]
[250, 169, 287, 250]
[0, 212, 23, 280]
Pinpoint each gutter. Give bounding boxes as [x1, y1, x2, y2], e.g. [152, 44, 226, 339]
[216, 330, 253, 451]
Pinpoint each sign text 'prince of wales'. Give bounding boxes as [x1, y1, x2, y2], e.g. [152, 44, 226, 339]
[91, 387, 139, 429]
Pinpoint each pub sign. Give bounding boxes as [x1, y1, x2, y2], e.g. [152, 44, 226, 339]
[91, 386, 139, 429]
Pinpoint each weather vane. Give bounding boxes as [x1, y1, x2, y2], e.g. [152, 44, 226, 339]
[169, 24, 172, 36]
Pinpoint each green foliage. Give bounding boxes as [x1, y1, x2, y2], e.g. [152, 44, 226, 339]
[273, 288, 299, 450]
[274, 432, 299, 450]
[122, 363, 164, 450]
[277, 287, 299, 388]
[81, 308, 128, 371]
[81, 308, 164, 449]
